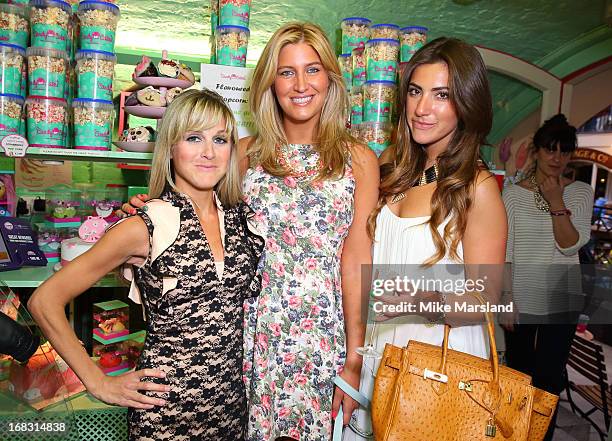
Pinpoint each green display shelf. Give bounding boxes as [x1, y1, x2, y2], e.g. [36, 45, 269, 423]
[0, 264, 125, 288]
[3, 148, 152, 164]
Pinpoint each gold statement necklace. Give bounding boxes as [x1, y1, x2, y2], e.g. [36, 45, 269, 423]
[391, 163, 439, 204]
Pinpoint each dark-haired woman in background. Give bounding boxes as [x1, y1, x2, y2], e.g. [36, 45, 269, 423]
[502, 114, 594, 441]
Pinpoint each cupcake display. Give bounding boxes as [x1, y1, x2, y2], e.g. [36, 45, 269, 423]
[119, 51, 194, 151]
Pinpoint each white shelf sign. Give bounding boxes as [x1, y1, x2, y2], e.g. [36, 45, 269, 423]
[1, 135, 29, 157]
[200, 64, 255, 138]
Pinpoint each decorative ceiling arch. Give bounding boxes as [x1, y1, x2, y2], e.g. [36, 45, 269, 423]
[477, 46, 562, 126]
[488, 25, 612, 144]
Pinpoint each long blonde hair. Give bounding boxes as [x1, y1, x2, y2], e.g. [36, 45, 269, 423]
[248, 22, 352, 180]
[368, 37, 492, 265]
[148, 89, 243, 207]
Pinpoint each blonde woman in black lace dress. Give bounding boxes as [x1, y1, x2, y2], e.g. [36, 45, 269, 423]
[29, 89, 264, 440]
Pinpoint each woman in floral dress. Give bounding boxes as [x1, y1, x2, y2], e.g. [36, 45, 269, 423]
[122, 22, 378, 440]
[240, 23, 378, 440]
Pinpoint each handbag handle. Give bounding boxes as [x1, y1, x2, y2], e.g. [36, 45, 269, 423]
[332, 376, 371, 441]
[439, 298, 500, 387]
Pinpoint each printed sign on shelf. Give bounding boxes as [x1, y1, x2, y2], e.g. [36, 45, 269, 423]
[200, 64, 255, 138]
[0, 217, 48, 271]
[1, 135, 28, 157]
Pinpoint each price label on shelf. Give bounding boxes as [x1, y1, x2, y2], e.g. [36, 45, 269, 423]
[1, 135, 29, 157]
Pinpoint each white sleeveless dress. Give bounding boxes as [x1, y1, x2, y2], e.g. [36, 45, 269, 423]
[344, 205, 489, 440]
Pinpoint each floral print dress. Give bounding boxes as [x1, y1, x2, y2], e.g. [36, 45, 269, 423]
[243, 144, 355, 440]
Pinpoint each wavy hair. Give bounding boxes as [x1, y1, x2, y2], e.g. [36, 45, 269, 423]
[148, 89, 242, 207]
[248, 22, 352, 180]
[368, 37, 493, 265]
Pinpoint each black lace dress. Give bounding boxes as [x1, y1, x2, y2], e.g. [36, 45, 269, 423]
[128, 190, 264, 441]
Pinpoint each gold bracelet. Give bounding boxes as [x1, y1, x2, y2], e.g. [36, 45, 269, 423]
[550, 208, 572, 216]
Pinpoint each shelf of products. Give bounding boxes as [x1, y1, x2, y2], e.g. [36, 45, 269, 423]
[1, 147, 152, 164]
[0, 264, 125, 288]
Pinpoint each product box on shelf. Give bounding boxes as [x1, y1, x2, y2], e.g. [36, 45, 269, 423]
[92, 299, 129, 341]
[92, 330, 145, 375]
[399, 26, 428, 62]
[92, 340, 129, 375]
[26, 95, 68, 148]
[124, 329, 145, 368]
[0, 216, 48, 270]
[72, 97, 113, 151]
[365, 38, 399, 82]
[79, 185, 123, 220]
[75, 49, 116, 101]
[36, 224, 66, 263]
[340, 17, 370, 54]
[0, 93, 24, 139]
[363, 80, 396, 123]
[218, 0, 250, 28]
[26, 47, 69, 99]
[44, 185, 81, 226]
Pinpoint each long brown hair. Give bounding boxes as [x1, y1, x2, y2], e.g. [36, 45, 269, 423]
[248, 22, 352, 180]
[368, 37, 493, 264]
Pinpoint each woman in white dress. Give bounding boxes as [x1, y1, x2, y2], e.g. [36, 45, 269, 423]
[345, 37, 508, 439]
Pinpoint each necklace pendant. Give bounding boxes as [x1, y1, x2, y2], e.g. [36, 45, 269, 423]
[391, 193, 405, 204]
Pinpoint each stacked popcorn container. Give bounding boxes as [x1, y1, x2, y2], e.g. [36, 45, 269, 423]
[24, 0, 72, 148]
[400, 26, 428, 64]
[339, 17, 370, 93]
[19, 0, 120, 150]
[0, 2, 28, 141]
[73, 0, 119, 150]
[209, 0, 218, 64]
[339, 16, 428, 157]
[215, 0, 251, 67]
[0, 3, 29, 48]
